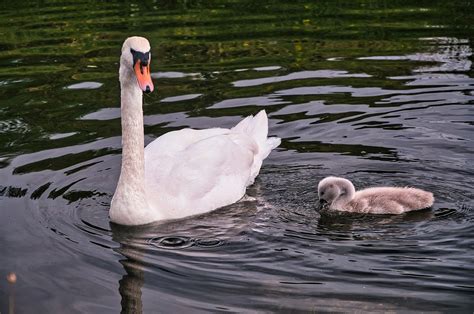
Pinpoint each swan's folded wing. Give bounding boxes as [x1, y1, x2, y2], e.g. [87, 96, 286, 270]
[145, 127, 230, 157]
[146, 132, 257, 204]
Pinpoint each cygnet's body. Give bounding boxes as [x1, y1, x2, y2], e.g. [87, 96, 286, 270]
[317, 176, 434, 214]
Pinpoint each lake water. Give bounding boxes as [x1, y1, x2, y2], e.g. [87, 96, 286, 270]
[0, 1, 473, 312]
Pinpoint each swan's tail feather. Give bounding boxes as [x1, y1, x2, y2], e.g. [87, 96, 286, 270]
[261, 137, 281, 160]
[231, 115, 253, 134]
[248, 110, 269, 150]
[232, 110, 281, 160]
[232, 110, 280, 186]
[232, 110, 267, 146]
[232, 110, 280, 157]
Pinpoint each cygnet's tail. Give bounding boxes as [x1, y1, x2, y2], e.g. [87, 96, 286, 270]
[232, 110, 281, 184]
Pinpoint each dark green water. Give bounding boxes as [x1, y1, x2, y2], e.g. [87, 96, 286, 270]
[1, 1, 473, 312]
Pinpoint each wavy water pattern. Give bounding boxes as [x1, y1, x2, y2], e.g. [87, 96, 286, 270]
[0, 1, 473, 312]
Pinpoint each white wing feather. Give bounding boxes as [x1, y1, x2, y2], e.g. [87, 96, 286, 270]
[143, 110, 279, 220]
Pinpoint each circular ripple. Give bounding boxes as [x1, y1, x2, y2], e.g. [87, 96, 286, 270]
[149, 236, 195, 249]
[195, 239, 224, 248]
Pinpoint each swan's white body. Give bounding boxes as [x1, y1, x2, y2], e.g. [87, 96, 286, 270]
[317, 176, 434, 214]
[110, 37, 280, 225]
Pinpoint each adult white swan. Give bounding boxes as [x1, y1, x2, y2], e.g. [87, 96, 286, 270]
[110, 37, 280, 225]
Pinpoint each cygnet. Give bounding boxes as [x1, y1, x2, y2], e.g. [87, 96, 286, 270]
[317, 176, 434, 214]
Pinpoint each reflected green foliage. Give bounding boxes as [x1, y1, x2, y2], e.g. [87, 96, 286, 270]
[0, 0, 472, 165]
[12, 148, 118, 174]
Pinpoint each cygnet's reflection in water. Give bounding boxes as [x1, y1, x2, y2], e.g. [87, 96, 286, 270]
[110, 196, 261, 314]
[316, 208, 435, 240]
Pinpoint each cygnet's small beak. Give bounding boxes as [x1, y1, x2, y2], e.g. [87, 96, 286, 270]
[316, 199, 327, 211]
[134, 59, 154, 93]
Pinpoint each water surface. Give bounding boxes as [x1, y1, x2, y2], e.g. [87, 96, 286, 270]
[0, 1, 473, 312]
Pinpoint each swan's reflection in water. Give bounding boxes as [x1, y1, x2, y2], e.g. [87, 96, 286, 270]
[110, 197, 262, 313]
[118, 259, 144, 314]
[112, 224, 147, 314]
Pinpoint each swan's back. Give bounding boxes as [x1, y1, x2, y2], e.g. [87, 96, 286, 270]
[352, 187, 434, 214]
[143, 110, 280, 220]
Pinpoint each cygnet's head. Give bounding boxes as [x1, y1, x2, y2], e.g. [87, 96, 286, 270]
[120, 36, 154, 93]
[317, 176, 353, 209]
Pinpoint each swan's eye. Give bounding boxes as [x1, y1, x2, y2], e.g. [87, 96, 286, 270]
[321, 192, 324, 196]
[130, 49, 150, 67]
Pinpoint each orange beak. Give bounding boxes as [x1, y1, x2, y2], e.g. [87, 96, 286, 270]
[134, 60, 154, 93]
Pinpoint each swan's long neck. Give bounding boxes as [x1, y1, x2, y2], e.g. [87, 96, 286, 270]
[110, 68, 150, 225]
[333, 178, 356, 208]
[119, 81, 145, 191]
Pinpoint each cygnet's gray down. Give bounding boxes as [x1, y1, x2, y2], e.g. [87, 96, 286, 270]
[317, 176, 434, 214]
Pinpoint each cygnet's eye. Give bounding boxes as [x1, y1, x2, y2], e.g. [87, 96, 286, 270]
[320, 191, 325, 196]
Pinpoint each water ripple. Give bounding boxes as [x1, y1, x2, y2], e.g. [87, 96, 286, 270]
[0, 2, 473, 312]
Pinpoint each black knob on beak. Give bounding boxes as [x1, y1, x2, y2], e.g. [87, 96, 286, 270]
[145, 85, 151, 94]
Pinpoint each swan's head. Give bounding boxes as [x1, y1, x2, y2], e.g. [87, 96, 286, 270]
[120, 36, 154, 93]
[317, 176, 353, 210]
